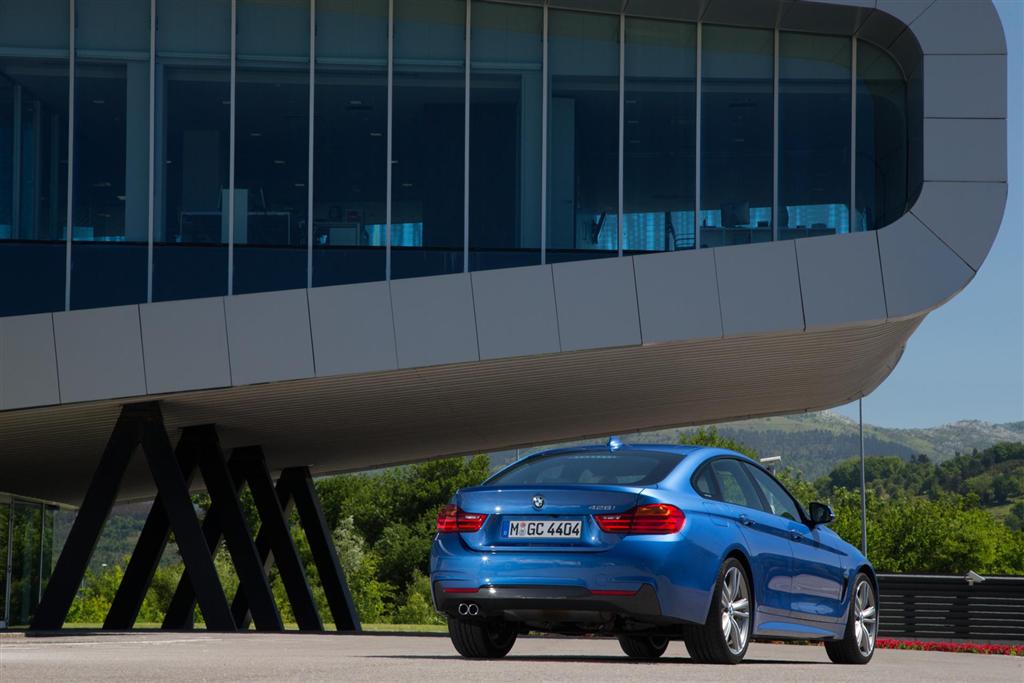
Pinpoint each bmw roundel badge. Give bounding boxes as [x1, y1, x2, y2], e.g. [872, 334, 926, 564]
[532, 495, 544, 510]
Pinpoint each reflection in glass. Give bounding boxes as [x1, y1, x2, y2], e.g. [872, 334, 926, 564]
[391, 0, 466, 279]
[468, 0, 543, 271]
[547, 10, 619, 262]
[779, 33, 851, 240]
[856, 41, 908, 230]
[0, 45, 69, 315]
[700, 25, 773, 247]
[71, 0, 151, 309]
[154, 0, 232, 301]
[234, 0, 310, 294]
[313, 0, 389, 286]
[623, 18, 696, 252]
[8, 501, 41, 627]
[0, 500, 8, 625]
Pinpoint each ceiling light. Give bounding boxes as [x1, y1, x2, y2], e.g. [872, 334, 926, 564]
[92, 99, 105, 105]
[250, 132, 262, 137]
[370, 132, 383, 137]
[274, 159, 286, 165]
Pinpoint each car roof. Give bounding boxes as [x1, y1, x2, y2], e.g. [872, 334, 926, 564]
[521, 443, 737, 460]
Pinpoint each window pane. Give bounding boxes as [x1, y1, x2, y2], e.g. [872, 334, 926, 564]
[71, 0, 150, 311]
[8, 501, 41, 626]
[779, 33, 851, 240]
[391, 0, 466, 280]
[710, 459, 763, 509]
[468, 0, 543, 272]
[0, 500, 8, 624]
[746, 465, 801, 521]
[312, 0, 388, 287]
[700, 25, 773, 248]
[154, 0, 231, 301]
[234, 0, 310, 294]
[0, 1, 69, 316]
[624, 18, 696, 253]
[547, 10, 619, 263]
[856, 41, 908, 230]
[693, 466, 715, 498]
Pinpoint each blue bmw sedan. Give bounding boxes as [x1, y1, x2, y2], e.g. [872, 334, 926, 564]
[429, 440, 878, 665]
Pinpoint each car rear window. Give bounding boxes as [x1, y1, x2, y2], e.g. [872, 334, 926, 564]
[487, 451, 683, 487]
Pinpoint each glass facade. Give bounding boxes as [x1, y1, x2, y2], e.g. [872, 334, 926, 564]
[856, 41, 909, 230]
[0, 496, 62, 628]
[700, 25, 773, 247]
[778, 33, 851, 240]
[624, 18, 696, 252]
[154, 0, 232, 302]
[0, 1, 912, 317]
[469, 1, 543, 271]
[547, 10, 619, 262]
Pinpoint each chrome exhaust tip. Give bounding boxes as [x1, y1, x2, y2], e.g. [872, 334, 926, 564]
[467, 603, 480, 616]
[458, 603, 470, 616]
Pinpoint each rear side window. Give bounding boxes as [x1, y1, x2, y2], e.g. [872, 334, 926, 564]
[745, 465, 802, 522]
[488, 451, 683, 487]
[693, 466, 717, 498]
[709, 459, 764, 510]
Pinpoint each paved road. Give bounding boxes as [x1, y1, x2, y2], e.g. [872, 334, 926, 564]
[1, 632, 1021, 682]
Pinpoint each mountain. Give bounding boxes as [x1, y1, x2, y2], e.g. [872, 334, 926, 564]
[491, 412, 1024, 481]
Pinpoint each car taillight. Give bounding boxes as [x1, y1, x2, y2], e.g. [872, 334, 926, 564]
[436, 504, 488, 533]
[594, 504, 685, 535]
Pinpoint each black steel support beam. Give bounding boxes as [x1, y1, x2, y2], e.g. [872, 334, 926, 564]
[103, 428, 203, 630]
[231, 472, 294, 630]
[232, 448, 323, 632]
[197, 430, 282, 631]
[282, 467, 362, 632]
[30, 403, 149, 631]
[140, 413, 235, 632]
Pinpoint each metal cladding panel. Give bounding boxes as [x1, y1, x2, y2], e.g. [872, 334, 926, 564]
[796, 231, 886, 330]
[878, 214, 974, 320]
[873, 0, 933, 27]
[308, 281, 398, 377]
[781, 1, 874, 35]
[390, 273, 480, 369]
[923, 118, 1007, 184]
[911, 182, 1008, 271]
[471, 265, 561, 361]
[924, 54, 1007, 119]
[910, 0, 1007, 55]
[715, 241, 805, 337]
[0, 313, 60, 410]
[0, 318, 919, 504]
[624, 0, 707, 21]
[225, 289, 315, 385]
[633, 249, 723, 344]
[140, 297, 232, 395]
[552, 257, 642, 352]
[53, 306, 147, 404]
[856, 8, 908, 50]
[701, 0, 788, 29]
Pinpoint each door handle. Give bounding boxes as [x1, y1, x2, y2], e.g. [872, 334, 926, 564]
[789, 531, 802, 541]
[738, 515, 754, 527]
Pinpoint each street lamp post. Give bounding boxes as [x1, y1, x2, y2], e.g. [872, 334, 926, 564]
[859, 398, 868, 556]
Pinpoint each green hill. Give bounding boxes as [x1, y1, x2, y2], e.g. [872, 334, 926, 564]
[496, 411, 1024, 480]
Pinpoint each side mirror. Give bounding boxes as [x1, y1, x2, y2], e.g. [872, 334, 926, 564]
[809, 502, 835, 526]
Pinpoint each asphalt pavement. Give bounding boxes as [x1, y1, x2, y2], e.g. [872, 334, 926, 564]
[1, 631, 1021, 682]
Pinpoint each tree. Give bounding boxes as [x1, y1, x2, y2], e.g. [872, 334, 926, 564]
[679, 427, 758, 460]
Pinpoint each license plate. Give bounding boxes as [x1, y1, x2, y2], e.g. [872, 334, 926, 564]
[504, 519, 582, 539]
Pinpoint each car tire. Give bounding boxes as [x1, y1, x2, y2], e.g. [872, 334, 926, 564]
[447, 617, 517, 659]
[617, 634, 669, 660]
[685, 557, 752, 665]
[825, 573, 878, 665]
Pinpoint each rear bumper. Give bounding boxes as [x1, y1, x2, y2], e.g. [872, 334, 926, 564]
[432, 583, 663, 622]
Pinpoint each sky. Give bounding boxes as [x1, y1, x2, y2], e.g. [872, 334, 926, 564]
[834, 1, 1023, 429]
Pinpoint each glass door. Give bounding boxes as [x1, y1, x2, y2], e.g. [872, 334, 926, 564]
[0, 499, 9, 627]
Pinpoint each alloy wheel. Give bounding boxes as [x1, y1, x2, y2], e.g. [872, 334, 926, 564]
[720, 566, 751, 655]
[853, 580, 877, 657]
